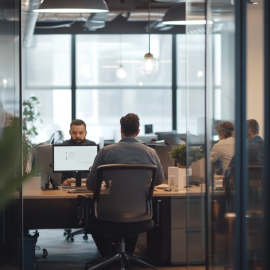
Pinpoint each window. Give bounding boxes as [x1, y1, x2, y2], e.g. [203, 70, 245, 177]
[76, 89, 172, 143]
[25, 35, 72, 143]
[76, 35, 172, 87]
[24, 90, 71, 144]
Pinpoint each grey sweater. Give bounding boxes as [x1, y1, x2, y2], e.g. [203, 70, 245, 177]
[86, 137, 164, 190]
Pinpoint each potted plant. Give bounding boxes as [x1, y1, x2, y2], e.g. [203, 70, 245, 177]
[22, 96, 42, 174]
[169, 144, 187, 168]
[169, 144, 204, 167]
[168, 144, 204, 189]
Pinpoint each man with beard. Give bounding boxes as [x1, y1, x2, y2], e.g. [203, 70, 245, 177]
[61, 119, 96, 185]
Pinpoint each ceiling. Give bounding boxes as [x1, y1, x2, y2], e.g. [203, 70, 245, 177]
[0, 0, 235, 44]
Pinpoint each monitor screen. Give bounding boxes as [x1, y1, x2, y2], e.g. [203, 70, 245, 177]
[145, 124, 153, 134]
[53, 145, 98, 172]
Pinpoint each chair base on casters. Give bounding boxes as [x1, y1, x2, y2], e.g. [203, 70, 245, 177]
[85, 239, 157, 270]
[64, 228, 88, 241]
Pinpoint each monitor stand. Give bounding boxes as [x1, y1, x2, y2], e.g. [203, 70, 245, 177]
[75, 171, 82, 187]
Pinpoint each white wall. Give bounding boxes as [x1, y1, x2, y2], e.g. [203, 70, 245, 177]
[247, 0, 264, 138]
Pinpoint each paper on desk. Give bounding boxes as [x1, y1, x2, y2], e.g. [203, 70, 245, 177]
[71, 178, 87, 182]
[156, 183, 168, 189]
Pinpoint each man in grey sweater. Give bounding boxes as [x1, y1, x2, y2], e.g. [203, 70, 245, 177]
[86, 113, 164, 256]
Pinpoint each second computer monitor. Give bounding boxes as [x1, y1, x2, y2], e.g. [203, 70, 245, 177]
[145, 124, 153, 134]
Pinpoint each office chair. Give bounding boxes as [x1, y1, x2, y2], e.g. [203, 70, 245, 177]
[78, 164, 158, 270]
[63, 228, 88, 241]
[223, 165, 263, 270]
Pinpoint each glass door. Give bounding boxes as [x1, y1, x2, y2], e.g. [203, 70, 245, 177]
[186, 0, 207, 267]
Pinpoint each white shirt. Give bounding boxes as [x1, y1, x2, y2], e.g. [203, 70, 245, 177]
[210, 137, 235, 173]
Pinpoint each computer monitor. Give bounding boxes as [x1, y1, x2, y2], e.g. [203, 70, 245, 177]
[155, 131, 176, 141]
[148, 145, 175, 178]
[136, 134, 158, 144]
[33, 144, 61, 189]
[53, 145, 98, 186]
[145, 124, 153, 134]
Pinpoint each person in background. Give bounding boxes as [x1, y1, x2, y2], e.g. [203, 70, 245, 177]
[62, 119, 96, 185]
[228, 119, 264, 167]
[210, 121, 235, 174]
[86, 113, 164, 257]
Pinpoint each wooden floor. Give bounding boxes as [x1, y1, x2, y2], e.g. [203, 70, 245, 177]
[33, 229, 206, 270]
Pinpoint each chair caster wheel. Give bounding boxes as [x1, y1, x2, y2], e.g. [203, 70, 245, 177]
[83, 235, 88, 240]
[64, 232, 67, 236]
[42, 249, 48, 258]
[70, 237, 74, 242]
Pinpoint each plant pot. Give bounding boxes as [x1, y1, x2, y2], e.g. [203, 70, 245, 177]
[177, 164, 186, 168]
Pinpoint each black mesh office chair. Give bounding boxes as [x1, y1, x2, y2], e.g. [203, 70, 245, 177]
[78, 164, 158, 270]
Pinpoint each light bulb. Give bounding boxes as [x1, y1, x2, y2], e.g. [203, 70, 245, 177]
[197, 71, 204, 77]
[138, 53, 159, 80]
[144, 59, 155, 74]
[116, 65, 127, 79]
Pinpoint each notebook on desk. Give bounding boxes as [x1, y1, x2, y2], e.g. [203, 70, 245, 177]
[156, 183, 168, 189]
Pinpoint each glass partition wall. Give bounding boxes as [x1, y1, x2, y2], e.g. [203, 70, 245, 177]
[185, 1, 207, 267]
[185, 0, 267, 269]
[0, 0, 22, 269]
[23, 1, 270, 268]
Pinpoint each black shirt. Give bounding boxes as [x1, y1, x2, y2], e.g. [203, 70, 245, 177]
[60, 139, 96, 182]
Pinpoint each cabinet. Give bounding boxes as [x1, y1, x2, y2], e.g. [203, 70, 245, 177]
[137, 196, 205, 265]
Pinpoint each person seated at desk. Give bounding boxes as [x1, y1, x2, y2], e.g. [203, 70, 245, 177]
[210, 121, 235, 175]
[86, 113, 164, 257]
[62, 119, 96, 185]
[228, 119, 264, 167]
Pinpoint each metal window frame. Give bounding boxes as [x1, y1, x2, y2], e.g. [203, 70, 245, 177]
[235, 0, 248, 269]
[70, 33, 177, 129]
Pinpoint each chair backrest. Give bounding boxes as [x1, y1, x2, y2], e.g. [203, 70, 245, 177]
[223, 165, 263, 212]
[93, 164, 157, 223]
[247, 165, 263, 210]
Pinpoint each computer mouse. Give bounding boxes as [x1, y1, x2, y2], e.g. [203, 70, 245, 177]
[165, 188, 172, 192]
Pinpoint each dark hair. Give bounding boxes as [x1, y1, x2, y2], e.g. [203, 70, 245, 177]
[120, 113, 140, 136]
[247, 119, 259, 134]
[70, 119, 86, 130]
[215, 121, 234, 139]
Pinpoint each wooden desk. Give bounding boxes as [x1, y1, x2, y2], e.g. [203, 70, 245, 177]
[23, 187, 224, 265]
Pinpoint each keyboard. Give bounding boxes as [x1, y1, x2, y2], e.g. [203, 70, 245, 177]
[76, 187, 89, 192]
[68, 188, 92, 193]
[61, 186, 77, 189]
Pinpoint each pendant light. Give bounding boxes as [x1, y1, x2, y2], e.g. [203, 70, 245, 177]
[139, 0, 158, 79]
[33, 0, 109, 13]
[116, 35, 127, 80]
